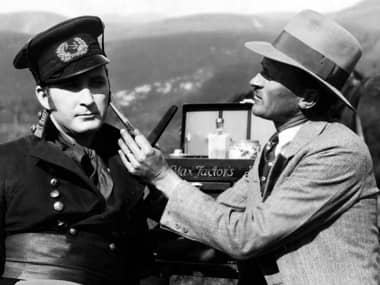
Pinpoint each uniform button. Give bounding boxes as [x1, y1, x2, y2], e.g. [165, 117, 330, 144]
[69, 228, 77, 235]
[175, 223, 181, 230]
[109, 243, 116, 251]
[53, 201, 64, 212]
[49, 189, 60, 199]
[57, 220, 66, 228]
[261, 176, 266, 182]
[50, 178, 59, 187]
[106, 168, 111, 173]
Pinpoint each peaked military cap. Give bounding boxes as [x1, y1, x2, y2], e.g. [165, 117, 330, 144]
[13, 16, 110, 85]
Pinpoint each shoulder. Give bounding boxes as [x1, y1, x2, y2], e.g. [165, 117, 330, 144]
[320, 122, 368, 153]
[301, 121, 366, 151]
[307, 122, 373, 172]
[0, 135, 39, 178]
[0, 135, 36, 158]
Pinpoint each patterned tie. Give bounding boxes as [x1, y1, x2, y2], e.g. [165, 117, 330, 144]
[52, 123, 114, 200]
[82, 148, 114, 200]
[259, 133, 279, 195]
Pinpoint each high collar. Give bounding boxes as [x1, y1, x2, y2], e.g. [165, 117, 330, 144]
[28, 122, 120, 195]
[275, 123, 304, 156]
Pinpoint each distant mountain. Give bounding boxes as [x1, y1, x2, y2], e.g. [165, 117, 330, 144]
[330, 0, 380, 76]
[1, 4, 380, 155]
[104, 13, 288, 40]
[0, 31, 34, 103]
[334, 0, 380, 32]
[101, 13, 165, 25]
[0, 12, 66, 34]
[106, 27, 274, 150]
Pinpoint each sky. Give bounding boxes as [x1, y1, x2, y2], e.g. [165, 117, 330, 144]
[0, 0, 362, 17]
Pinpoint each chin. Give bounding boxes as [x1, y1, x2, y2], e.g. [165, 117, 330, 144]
[252, 106, 265, 117]
[73, 121, 103, 134]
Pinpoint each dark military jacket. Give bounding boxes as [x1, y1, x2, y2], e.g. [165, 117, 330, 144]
[0, 123, 155, 284]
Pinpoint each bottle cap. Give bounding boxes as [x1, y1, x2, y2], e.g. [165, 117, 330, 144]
[216, 117, 224, 128]
[169, 148, 184, 157]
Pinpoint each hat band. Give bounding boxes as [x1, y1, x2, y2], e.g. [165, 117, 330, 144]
[273, 31, 349, 90]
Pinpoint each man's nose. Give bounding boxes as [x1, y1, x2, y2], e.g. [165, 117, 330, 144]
[79, 88, 95, 105]
[249, 73, 264, 89]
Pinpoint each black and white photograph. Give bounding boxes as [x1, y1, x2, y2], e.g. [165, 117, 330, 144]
[0, 0, 378, 284]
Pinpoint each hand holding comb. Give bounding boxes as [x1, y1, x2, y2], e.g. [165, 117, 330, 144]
[110, 103, 178, 146]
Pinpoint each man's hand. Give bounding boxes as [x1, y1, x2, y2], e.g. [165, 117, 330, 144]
[118, 128, 169, 182]
[118, 128, 184, 197]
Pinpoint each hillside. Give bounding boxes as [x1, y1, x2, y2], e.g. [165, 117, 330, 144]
[104, 13, 288, 40]
[0, 12, 66, 34]
[1, 0, 380, 157]
[106, 28, 275, 149]
[334, 0, 380, 32]
[0, 12, 279, 149]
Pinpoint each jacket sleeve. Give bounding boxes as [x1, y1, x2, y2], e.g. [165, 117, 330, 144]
[143, 185, 168, 222]
[160, 142, 375, 260]
[216, 165, 260, 210]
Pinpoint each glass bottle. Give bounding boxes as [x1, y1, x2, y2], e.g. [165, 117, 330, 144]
[208, 117, 231, 159]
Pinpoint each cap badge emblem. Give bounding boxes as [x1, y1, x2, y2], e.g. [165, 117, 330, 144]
[56, 37, 88, 62]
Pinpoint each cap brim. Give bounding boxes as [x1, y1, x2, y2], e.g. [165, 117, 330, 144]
[245, 41, 355, 112]
[45, 54, 110, 84]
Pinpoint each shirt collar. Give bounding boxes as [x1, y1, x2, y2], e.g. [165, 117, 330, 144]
[275, 123, 305, 156]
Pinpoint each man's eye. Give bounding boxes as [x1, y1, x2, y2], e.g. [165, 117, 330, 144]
[261, 68, 272, 80]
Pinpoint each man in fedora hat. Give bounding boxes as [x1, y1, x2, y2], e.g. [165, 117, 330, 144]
[118, 10, 379, 285]
[0, 16, 158, 284]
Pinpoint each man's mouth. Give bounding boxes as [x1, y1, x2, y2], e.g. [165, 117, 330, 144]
[253, 91, 262, 101]
[77, 112, 99, 118]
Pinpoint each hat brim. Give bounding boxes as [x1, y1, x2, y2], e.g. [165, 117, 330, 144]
[45, 54, 110, 84]
[245, 41, 355, 112]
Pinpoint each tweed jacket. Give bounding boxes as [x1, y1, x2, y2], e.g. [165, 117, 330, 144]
[0, 123, 153, 283]
[161, 120, 380, 285]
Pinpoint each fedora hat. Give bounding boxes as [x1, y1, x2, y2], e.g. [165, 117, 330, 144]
[245, 10, 361, 111]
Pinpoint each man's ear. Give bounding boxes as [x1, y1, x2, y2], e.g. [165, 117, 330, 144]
[298, 89, 319, 110]
[35, 86, 51, 110]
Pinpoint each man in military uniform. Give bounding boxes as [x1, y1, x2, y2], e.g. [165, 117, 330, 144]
[118, 10, 380, 285]
[0, 16, 155, 284]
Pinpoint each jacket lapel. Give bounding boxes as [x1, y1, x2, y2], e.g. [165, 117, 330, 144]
[280, 121, 328, 158]
[262, 154, 287, 200]
[29, 139, 100, 194]
[261, 121, 328, 200]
